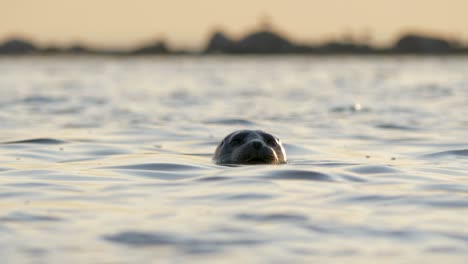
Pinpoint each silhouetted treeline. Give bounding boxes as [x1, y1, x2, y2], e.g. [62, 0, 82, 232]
[1, 30, 467, 56]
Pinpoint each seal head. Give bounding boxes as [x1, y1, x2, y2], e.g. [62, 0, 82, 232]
[213, 130, 287, 165]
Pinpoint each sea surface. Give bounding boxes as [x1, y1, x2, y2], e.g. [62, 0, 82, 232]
[1, 56, 468, 263]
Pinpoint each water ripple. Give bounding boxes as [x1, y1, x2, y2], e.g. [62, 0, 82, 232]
[424, 149, 468, 158]
[375, 123, 419, 131]
[348, 165, 400, 174]
[264, 169, 336, 181]
[0, 212, 63, 222]
[103, 231, 264, 253]
[2, 57, 468, 263]
[236, 213, 308, 222]
[204, 118, 256, 126]
[2, 138, 67, 145]
[106, 163, 208, 171]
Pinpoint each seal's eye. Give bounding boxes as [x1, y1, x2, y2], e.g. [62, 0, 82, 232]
[230, 139, 241, 146]
[230, 132, 247, 146]
[263, 134, 278, 147]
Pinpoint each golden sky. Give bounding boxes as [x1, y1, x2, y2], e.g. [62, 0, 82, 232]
[1, 0, 466, 49]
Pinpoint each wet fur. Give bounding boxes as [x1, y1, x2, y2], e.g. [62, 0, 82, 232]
[213, 130, 287, 165]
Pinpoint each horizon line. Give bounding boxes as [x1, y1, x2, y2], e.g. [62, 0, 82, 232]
[0, 26, 464, 51]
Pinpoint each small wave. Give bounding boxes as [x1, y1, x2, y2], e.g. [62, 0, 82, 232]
[6, 182, 59, 188]
[106, 163, 207, 171]
[314, 162, 359, 167]
[22, 95, 67, 104]
[224, 193, 275, 200]
[422, 199, 468, 208]
[348, 165, 400, 174]
[330, 104, 370, 113]
[236, 213, 308, 222]
[0, 167, 10, 172]
[344, 194, 403, 203]
[190, 193, 275, 201]
[63, 122, 100, 129]
[418, 184, 468, 194]
[204, 118, 255, 126]
[3, 138, 67, 145]
[443, 233, 468, 243]
[265, 169, 335, 181]
[50, 106, 83, 115]
[103, 231, 264, 253]
[104, 163, 209, 180]
[424, 149, 468, 158]
[337, 173, 367, 182]
[424, 246, 463, 254]
[376, 123, 418, 131]
[104, 231, 175, 247]
[84, 149, 129, 156]
[196, 176, 232, 182]
[0, 191, 40, 198]
[0, 212, 63, 222]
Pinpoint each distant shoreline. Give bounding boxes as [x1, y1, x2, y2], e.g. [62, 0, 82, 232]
[1, 30, 467, 56]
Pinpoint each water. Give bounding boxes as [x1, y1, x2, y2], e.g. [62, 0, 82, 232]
[1, 56, 468, 263]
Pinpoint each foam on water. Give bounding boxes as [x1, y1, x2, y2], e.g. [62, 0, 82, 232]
[1, 56, 468, 263]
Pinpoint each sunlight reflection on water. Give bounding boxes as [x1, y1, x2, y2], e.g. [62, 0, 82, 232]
[1, 56, 468, 263]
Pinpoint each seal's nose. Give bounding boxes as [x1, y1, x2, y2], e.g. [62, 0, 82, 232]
[251, 140, 263, 150]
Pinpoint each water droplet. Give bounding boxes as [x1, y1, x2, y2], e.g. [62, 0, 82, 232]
[353, 103, 362, 111]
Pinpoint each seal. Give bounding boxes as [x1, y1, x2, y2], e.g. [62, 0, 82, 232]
[213, 130, 287, 165]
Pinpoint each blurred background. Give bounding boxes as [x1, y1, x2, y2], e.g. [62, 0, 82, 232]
[1, 0, 468, 55]
[2, 2, 468, 263]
